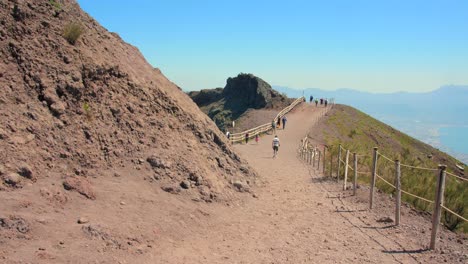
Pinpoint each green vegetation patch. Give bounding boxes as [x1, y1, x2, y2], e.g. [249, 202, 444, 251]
[322, 105, 468, 232]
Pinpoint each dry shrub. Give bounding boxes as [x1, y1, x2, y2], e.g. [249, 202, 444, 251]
[63, 22, 84, 45]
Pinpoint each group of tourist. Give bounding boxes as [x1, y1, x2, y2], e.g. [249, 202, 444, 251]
[309, 95, 329, 107]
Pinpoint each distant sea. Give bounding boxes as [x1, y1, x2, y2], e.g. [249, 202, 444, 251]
[370, 114, 468, 165]
[439, 126, 468, 164]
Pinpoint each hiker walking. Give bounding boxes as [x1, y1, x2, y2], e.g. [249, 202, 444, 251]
[272, 135, 280, 158]
[271, 120, 276, 134]
[325, 99, 328, 107]
[315, 99, 318, 106]
[277, 117, 281, 128]
[226, 131, 230, 140]
[255, 134, 259, 144]
[245, 132, 249, 144]
[309, 95, 313, 103]
[282, 115, 287, 130]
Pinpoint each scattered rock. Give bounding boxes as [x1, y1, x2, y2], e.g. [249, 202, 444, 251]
[63, 176, 96, 200]
[50, 101, 66, 116]
[3, 172, 22, 186]
[146, 155, 171, 169]
[377, 216, 394, 223]
[180, 180, 190, 189]
[189, 172, 202, 183]
[233, 181, 249, 192]
[161, 186, 181, 194]
[0, 216, 30, 234]
[120, 201, 126, 205]
[0, 128, 7, 140]
[77, 217, 89, 224]
[18, 164, 33, 180]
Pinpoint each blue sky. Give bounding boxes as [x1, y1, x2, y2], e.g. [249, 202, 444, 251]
[77, 0, 468, 92]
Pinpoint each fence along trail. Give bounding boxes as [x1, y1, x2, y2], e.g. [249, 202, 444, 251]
[156, 102, 466, 263]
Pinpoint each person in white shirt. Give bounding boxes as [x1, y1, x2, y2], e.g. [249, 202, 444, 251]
[272, 135, 280, 158]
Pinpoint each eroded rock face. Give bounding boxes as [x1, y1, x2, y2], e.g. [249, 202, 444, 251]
[223, 73, 275, 110]
[188, 73, 292, 130]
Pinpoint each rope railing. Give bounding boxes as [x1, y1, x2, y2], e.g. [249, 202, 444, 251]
[400, 189, 434, 204]
[399, 163, 439, 172]
[357, 171, 371, 176]
[375, 173, 396, 189]
[446, 171, 468, 182]
[230, 97, 305, 143]
[324, 142, 467, 250]
[441, 205, 468, 223]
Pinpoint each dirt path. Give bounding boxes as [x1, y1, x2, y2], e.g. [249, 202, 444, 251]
[157, 104, 465, 264]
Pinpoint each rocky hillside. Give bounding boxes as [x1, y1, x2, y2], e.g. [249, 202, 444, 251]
[0, 0, 257, 262]
[188, 73, 293, 130]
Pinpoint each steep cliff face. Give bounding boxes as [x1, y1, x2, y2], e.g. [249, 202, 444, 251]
[188, 73, 292, 130]
[0, 1, 257, 262]
[223, 73, 274, 109]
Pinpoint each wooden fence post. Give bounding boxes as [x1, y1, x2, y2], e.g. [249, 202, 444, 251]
[337, 145, 342, 180]
[353, 153, 357, 196]
[318, 151, 321, 172]
[323, 146, 326, 174]
[395, 159, 401, 226]
[370, 147, 378, 209]
[430, 165, 447, 250]
[343, 150, 350, 190]
[313, 149, 316, 168]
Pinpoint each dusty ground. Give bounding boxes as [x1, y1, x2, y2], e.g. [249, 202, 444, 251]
[155, 103, 466, 264]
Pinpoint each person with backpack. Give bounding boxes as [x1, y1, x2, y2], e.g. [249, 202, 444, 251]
[282, 115, 287, 130]
[271, 120, 276, 134]
[272, 135, 280, 158]
[245, 133, 249, 144]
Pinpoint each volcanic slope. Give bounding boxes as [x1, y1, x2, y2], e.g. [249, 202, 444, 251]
[0, 0, 257, 262]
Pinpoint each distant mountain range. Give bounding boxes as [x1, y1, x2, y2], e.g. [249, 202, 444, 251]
[273, 85, 468, 163]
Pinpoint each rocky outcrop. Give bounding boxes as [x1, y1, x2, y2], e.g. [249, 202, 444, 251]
[188, 73, 292, 130]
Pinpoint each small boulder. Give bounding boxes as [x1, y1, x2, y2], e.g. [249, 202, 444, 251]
[233, 181, 249, 192]
[147, 155, 171, 169]
[50, 101, 66, 116]
[77, 217, 89, 224]
[189, 172, 202, 185]
[4, 172, 22, 186]
[18, 164, 33, 180]
[0, 128, 7, 140]
[377, 216, 394, 223]
[63, 176, 96, 200]
[161, 185, 181, 194]
[180, 181, 190, 189]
